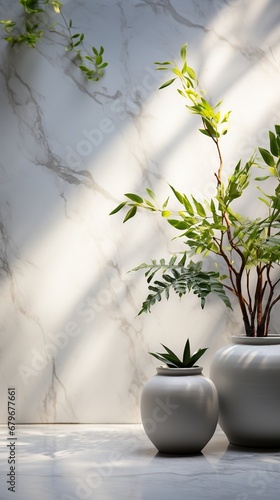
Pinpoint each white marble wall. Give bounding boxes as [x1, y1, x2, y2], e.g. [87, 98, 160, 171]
[0, 0, 279, 423]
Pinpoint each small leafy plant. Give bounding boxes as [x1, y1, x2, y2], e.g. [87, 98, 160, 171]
[131, 254, 231, 314]
[149, 338, 208, 368]
[0, 0, 108, 82]
[111, 43, 280, 337]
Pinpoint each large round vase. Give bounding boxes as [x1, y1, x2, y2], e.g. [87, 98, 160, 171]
[140, 366, 219, 454]
[210, 336, 280, 448]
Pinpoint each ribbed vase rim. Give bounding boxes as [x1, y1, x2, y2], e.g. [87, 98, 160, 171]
[156, 365, 203, 376]
[231, 335, 280, 345]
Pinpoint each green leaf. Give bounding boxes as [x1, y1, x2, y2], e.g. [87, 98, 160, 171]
[162, 274, 173, 283]
[177, 89, 186, 98]
[192, 196, 206, 217]
[180, 43, 187, 61]
[99, 62, 108, 69]
[269, 167, 277, 176]
[172, 67, 182, 77]
[182, 339, 190, 365]
[144, 199, 156, 209]
[187, 348, 208, 367]
[202, 118, 218, 138]
[159, 78, 176, 90]
[199, 128, 211, 137]
[161, 344, 183, 365]
[109, 201, 127, 215]
[146, 188, 156, 200]
[254, 176, 271, 181]
[169, 184, 184, 203]
[162, 196, 169, 209]
[123, 206, 137, 223]
[259, 147, 275, 167]
[269, 131, 279, 157]
[95, 54, 102, 65]
[181, 62, 188, 75]
[124, 193, 143, 203]
[52, 1, 62, 13]
[177, 255, 186, 268]
[169, 255, 177, 265]
[154, 61, 171, 65]
[149, 352, 178, 367]
[167, 219, 188, 230]
[185, 65, 196, 80]
[183, 195, 194, 215]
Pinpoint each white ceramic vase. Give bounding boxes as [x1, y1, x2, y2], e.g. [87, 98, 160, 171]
[210, 336, 280, 448]
[140, 366, 219, 454]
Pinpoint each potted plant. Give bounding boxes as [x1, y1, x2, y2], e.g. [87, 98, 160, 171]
[140, 339, 218, 454]
[110, 44, 280, 447]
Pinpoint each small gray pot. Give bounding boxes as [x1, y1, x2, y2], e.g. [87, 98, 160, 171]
[140, 366, 219, 454]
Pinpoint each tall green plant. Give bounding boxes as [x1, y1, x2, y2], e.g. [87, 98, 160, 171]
[0, 0, 107, 82]
[110, 43, 280, 337]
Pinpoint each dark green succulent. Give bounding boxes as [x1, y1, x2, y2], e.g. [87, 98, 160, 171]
[149, 338, 208, 368]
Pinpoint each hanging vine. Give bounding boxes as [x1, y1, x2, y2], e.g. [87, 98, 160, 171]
[0, 0, 108, 82]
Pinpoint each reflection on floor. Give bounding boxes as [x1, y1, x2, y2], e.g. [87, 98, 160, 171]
[0, 424, 280, 499]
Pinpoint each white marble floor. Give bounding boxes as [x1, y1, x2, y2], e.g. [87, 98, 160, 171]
[0, 424, 280, 500]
